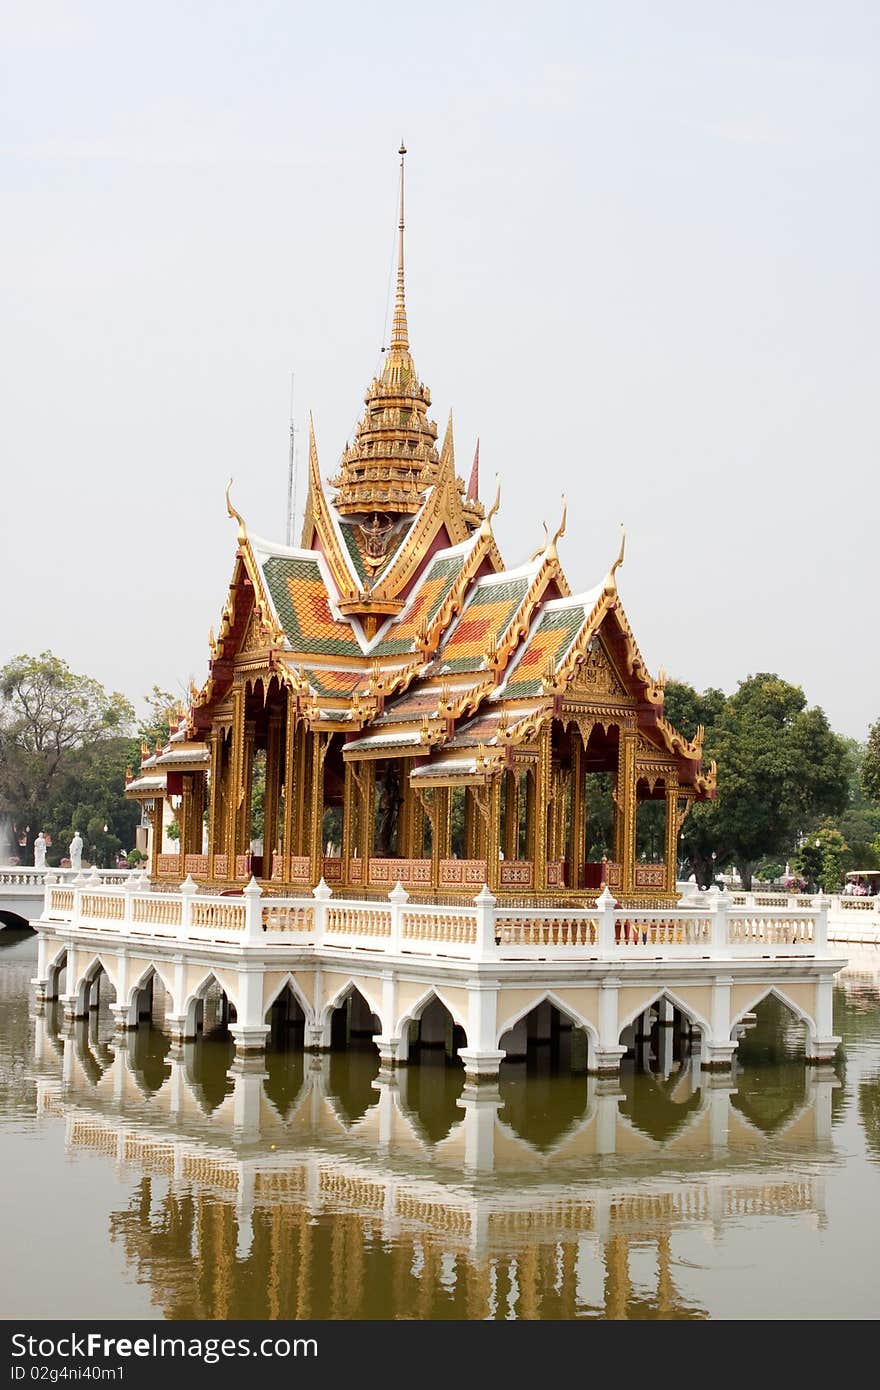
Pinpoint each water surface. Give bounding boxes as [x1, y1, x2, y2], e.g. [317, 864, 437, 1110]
[1, 932, 879, 1320]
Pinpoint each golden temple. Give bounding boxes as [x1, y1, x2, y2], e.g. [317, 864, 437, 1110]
[126, 146, 716, 905]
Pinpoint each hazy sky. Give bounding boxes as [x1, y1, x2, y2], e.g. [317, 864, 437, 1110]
[1, 1, 877, 738]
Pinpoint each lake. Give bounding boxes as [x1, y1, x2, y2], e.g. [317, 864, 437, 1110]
[1, 930, 878, 1320]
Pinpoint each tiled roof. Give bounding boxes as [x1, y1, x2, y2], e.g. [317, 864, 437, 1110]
[371, 550, 469, 657]
[262, 555, 363, 658]
[299, 667, 365, 699]
[436, 572, 532, 673]
[499, 602, 588, 699]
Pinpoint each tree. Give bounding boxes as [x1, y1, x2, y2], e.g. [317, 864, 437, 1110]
[0, 652, 134, 861]
[663, 674, 849, 889]
[794, 822, 850, 893]
[138, 685, 184, 752]
[862, 719, 880, 804]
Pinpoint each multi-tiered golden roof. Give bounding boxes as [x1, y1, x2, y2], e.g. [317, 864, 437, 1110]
[127, 147, 715, 903]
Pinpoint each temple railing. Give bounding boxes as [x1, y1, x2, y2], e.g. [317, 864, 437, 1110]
[38, 878, 832, 962]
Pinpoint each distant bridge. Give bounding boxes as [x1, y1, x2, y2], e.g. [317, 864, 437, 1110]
[0, 868, 134, 931]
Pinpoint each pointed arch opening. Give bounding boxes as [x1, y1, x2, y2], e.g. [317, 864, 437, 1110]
[498, 996, 592, 1076]
[264, 980, 307, 1052]
[184, 972, 237, 1042]
[618, 993, 703, 1081]
[403, 992, 467, 1071]
[730, 991, 816, 1129]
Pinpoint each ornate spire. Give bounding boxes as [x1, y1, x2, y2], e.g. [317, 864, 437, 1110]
[330, 142, 439, 525]
[467, 439, 480, 502]
[389, 141, 408, 352]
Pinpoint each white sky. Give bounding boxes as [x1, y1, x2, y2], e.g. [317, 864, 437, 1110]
[1, 1, 877, 738]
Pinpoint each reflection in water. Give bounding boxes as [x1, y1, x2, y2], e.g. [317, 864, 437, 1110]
[6, 932, 880, 1319]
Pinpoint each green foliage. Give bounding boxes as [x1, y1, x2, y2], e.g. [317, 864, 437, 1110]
[794, 822, 850, 892]
[44, 736, 140, 867]
[862, 720, 880, 804]
[138, 686, 183, 751]
[250, 751, 266, 843]
[0, 651, 134, 861]
[665, 673, 849, 889]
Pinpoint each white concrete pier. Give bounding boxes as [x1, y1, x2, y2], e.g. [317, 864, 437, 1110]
[31, 874, 845, 1081]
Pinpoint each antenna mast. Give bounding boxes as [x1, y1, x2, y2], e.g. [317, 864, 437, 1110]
[286, 373, 298, 547]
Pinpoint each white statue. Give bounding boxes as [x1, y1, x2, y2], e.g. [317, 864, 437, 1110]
[33, 832, 47, 869]
[69, 831, 83, 872]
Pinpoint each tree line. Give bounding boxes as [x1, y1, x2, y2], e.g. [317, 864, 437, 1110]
[0, 652, 178, 869]
[1, 651, 879, 887]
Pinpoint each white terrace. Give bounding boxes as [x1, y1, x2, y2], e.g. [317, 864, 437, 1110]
[31, 870, 845, 1081]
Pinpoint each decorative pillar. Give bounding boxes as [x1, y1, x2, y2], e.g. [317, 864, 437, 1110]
[409, 776, 425, 862]
[262, 710, 284, 877]
[308, 733, 327, 886]
[503, 770, 519, 862]
[619, 731, 637, 896]
[486, 778, 502, 893]
[341, 760, 356, 883]
[281, 696, 297, 878]
[149, 798, 163, 881]
[208, 727, 226, 873]
[569, 736, 585, 890]
[524, 767, 536, 869]
[464, 789, 478, 860]
[431, 787, 450, 888]
[664, 776, 679, 895]
[534, 728, 550, 891]
[226, 683, 246, 873]
[236, 719, 256, 871]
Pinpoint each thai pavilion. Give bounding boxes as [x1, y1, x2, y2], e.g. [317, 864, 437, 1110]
[126, 147, 716, 907]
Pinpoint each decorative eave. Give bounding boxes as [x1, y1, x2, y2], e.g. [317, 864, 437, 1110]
[486, 543, 571, 683]
[124, 773, 167, 801]
[301, 418, 362, 602]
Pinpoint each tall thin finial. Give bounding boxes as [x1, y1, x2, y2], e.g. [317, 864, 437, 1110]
[390, 140, 409, 351]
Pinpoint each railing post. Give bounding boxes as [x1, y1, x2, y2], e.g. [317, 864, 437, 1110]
[596, 885, 617, 958]
[72, 871, 85, 928]
[122, 870, 137, 929]
[812, 893, 828, 954]
[179, 873, 197, 941]
[707, 885, 729, 956]
[312, 878, 331, 948]
[473, 884, 498, 961]
[388, 882, 408, 954]
[43, 869, 57, 920]
[243, 875, 263, 945]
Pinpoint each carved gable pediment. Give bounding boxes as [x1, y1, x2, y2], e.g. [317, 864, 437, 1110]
[566, 637, 628, 700]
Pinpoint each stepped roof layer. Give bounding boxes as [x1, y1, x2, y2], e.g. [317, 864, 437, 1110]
[130, 146, 714, 804]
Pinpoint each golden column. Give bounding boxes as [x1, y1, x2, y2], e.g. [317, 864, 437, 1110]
[524, 767, 536, 868]
[568, 736, 585, 890]
[431, 787, 451, 888]
[281, 694, 297, 879]
[262, 710, 284, 879]
[225, 683, 246, 875]
[341, 761, 356, 881]
[486, 777, 502, 893]
[503, 770, 519, 861]
[619, 731, 638, 896]
[207, 726, 226, 873]
[464, 788, 478, 860]
[179, 772, 206, 865]
[308, 733, 327, 885]
[664, 775, 679, 895]
[534, 728, 551, 890]
[148, 798, 164, 880]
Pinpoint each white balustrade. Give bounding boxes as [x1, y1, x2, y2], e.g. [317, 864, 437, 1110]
[34, 876, 833, 962]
